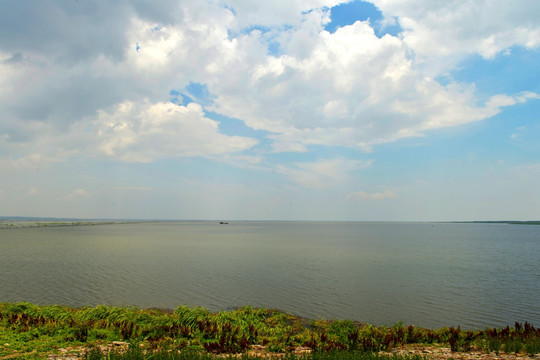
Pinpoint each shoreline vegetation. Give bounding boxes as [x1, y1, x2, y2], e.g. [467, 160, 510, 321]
[0, 303, 538, 360]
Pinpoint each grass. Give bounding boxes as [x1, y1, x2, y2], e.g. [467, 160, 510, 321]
[0, 302, 539, 359]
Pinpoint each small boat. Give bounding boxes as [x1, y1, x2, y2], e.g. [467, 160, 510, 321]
[219, 221, 229, 224]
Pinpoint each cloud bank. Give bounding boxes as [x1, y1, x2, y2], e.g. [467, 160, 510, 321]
[0, 0, 540, 219]
[1, 0, 539, 197]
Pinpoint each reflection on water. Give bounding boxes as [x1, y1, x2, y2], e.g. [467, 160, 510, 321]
[0, 221, 538, 329]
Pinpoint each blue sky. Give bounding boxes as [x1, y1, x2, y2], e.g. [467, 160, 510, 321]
[0, 0, 539, 221]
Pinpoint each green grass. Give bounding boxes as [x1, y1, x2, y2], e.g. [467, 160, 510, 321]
[0, 302, 539, 359]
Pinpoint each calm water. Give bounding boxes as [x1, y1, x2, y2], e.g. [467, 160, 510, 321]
[0, 221, 538, 329]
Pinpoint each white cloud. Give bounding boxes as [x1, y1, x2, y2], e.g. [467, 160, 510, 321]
[323, 99, 348, 119]
[90, 100, 258, 162]
[208, 16, 538, 152]
[0, 154, 62, 170]
[371, 0, 540, 62]
[347, 190, 396, 201]
[277, 158, 372, 189]
[66, 189, 92, 201]
[0, 0, 539, 168]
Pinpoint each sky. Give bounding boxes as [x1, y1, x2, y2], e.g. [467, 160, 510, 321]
[0, 0, 539, 221]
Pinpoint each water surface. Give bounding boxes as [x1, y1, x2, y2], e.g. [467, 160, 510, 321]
[1, 221, 538, 329]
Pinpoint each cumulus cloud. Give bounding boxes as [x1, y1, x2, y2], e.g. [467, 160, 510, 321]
[90, 100, 258, 162]
[0, 0, 538, 170]
[371, 0, 540, 63]
[208, 15, 537, 152]
[347, 190, 396, 201]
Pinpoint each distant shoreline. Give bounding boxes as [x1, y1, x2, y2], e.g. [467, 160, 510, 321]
[0, 219, 145, 229]
[1, 216, 539, 225]
[449, 221, 540, 225]
[2, 218, 538, 232]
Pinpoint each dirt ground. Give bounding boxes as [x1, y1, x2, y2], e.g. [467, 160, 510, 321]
[13, 343, 537, 360]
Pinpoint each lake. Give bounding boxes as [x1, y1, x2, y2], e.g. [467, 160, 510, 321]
[0, 221, 538, 329]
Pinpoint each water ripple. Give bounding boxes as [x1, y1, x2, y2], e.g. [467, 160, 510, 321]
[1, 222, 539, 328]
